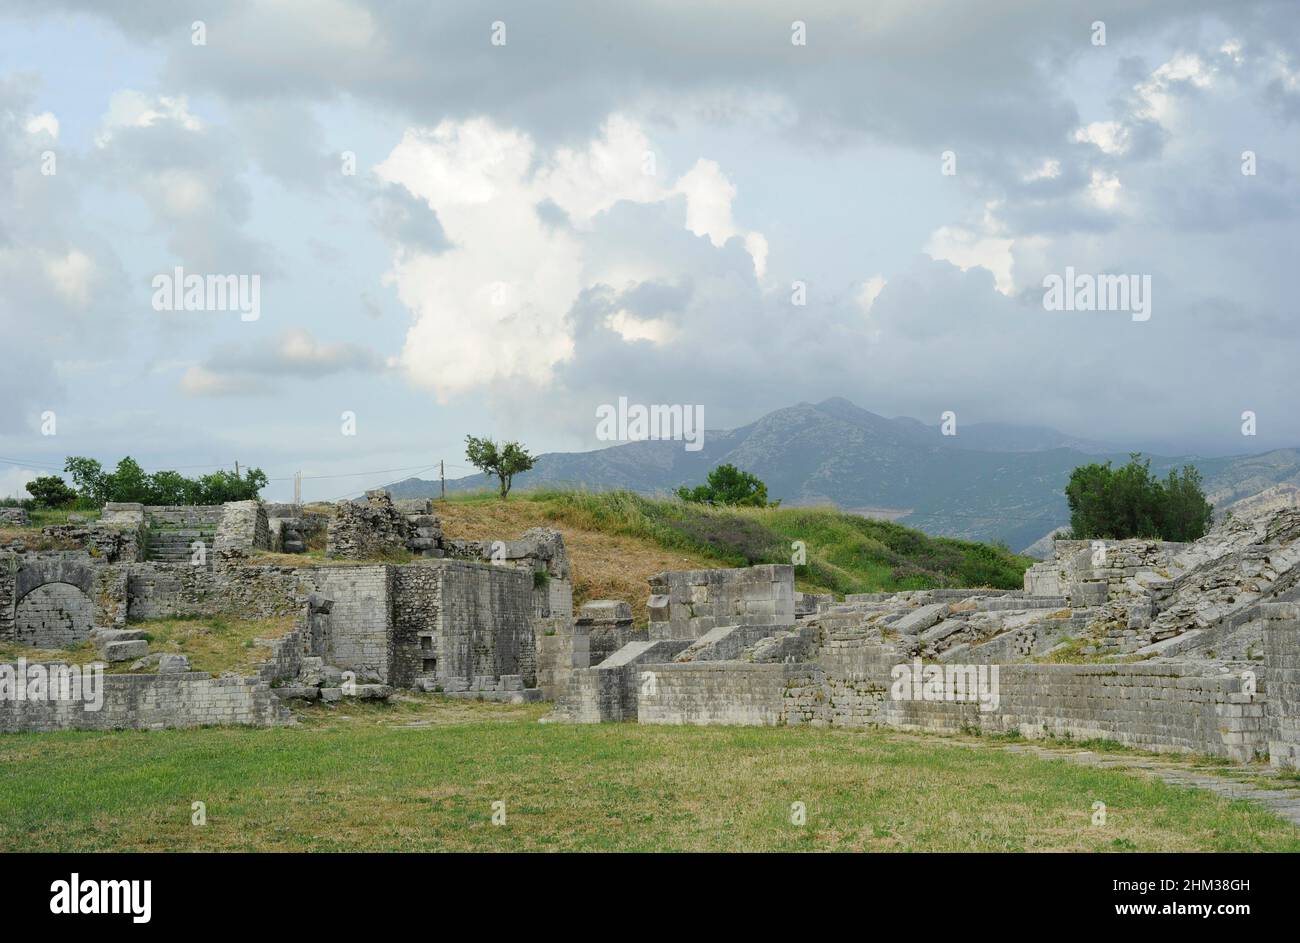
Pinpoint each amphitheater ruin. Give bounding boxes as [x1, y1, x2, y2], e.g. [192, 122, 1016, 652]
[3, 490, 1300, 771]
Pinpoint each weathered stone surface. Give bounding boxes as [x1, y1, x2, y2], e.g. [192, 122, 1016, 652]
[158, 653, 191, 673]
[894, 603, 949, 635]
[102, 639, 149, 662]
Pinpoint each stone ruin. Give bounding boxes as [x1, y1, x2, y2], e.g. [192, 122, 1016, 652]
[9, 491, 1300, 772]
[0, 491, 578, 731]
[543, 506, 1300, 770]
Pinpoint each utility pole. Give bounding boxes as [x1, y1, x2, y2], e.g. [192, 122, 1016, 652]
[440, 460, 445, 501]
[294, 470, 302, 507]
[234, 460, 240, 478]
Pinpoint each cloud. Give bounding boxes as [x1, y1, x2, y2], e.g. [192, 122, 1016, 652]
[374, 114, 766, 399]
[180, 328, 385, 396]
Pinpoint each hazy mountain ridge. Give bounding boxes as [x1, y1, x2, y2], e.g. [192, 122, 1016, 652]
[388, 399, 1300, 552]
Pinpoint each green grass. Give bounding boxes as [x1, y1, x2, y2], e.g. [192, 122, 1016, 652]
[455, 489, 1033, 595]
[0, 697, 1295, 852]
[0, 614, 297, 676]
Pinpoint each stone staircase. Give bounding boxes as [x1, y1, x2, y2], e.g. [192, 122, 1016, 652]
[146, 527, 217, 564]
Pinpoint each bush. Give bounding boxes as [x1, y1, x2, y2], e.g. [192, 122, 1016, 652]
[24, 475, 78, 509]
[676, 464, 774, 507]
[1065, 454, 1213, 541]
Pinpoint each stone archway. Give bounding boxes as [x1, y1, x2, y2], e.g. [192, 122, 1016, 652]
[13, 559, 98, 648]
[15, 581, 94, 647]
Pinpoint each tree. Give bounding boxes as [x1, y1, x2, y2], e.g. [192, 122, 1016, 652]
[1065, 454, 1213, 541]
[465, 436, 535, 499]
[25, 475, 77, 508]
[1160, 464, 1214, 542]
[676, 463, 774, 507]
[61, 456, 267, 507]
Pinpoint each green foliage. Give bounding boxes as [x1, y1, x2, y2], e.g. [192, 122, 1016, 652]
[508, 488, 1032, 593]
[62, 456, 267, 508]
[24, 475, 78, 509]
[675, 463, 774, 507]
[465, 436, 535, 498]
[1065, 454, 1213, 541]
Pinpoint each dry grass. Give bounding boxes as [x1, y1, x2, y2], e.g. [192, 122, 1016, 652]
[139, 614, 298, 675]
[434, 498, 721, 624]
[0, 615, 298, 677]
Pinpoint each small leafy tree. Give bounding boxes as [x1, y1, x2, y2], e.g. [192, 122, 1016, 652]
[465, 436, 535, 499]
[1065, 454, 1212, 541]
[25, 475, 77, 508]
[676, 463, 774, 507]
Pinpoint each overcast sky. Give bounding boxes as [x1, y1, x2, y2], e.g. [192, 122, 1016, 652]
[1, 0, 1298, 501]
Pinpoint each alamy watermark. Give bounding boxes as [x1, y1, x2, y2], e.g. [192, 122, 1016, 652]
[1042, 267, 1150, 322]
[595, 396, 704, 452]
[0, 659, 104, 711]
[151, 266, 260, 321]
[890, 658, 999, 712]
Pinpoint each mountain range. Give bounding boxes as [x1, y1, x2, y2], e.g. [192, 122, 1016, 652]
[389, 398, 1300, 554]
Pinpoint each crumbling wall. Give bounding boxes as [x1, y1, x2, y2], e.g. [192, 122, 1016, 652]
[327, 490, 434, 559]
[647, 564, 794, 640]
[213, 500, 270, 559]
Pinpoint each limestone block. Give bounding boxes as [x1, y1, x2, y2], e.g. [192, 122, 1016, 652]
[158, 654, 191, 673]
[102, 640, 149, 662]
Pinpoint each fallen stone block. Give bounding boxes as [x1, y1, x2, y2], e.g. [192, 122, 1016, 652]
[895, 603, 950, 635]
[158, 654, 191, 673]
[103, 640, 149, 663]
[348, 684, 392, 700]
[93, 628, 148, 646]
[273, 685, 321, 701]
[319, 687, 343, 703]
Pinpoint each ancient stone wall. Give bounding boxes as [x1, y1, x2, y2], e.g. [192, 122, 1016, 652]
[1022, 539, 1185, 606]
[312, 565, 394, 682]
[637, 662, 799, 726]
[647, 564, 794, 640]
[213, 501, 270, 559]
[1263, 601, 1300, 769]
[0, 553, 128, 643]
[878, 662, 1265, 762]
[389, 560, 535, 690]
[126, 562, 308, 621]
[0, 508, 30, 526]
[0, 668, 289, 732]
[143, 506, 225, 528]
[326, 490, 414, 559]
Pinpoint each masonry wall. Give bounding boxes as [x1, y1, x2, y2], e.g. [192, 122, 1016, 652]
[0, 553, 129, 643]
[0, 668, 289, 732]
[647, 564, 794, 640]
[143, 506, 226, 528]
[400, 560, 535, 689]
[1263, 601, 1300, 768]
[312, 566, 393, 682]
[126, 562, 309, 620]
[637, 662, 798, 726]
[877, 663, 1266, 762]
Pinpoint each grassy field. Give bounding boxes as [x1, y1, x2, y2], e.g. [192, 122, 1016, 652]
[0, 696, 1295, 852]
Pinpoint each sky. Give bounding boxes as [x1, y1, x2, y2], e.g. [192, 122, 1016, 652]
[1, 0, 1298, 502]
